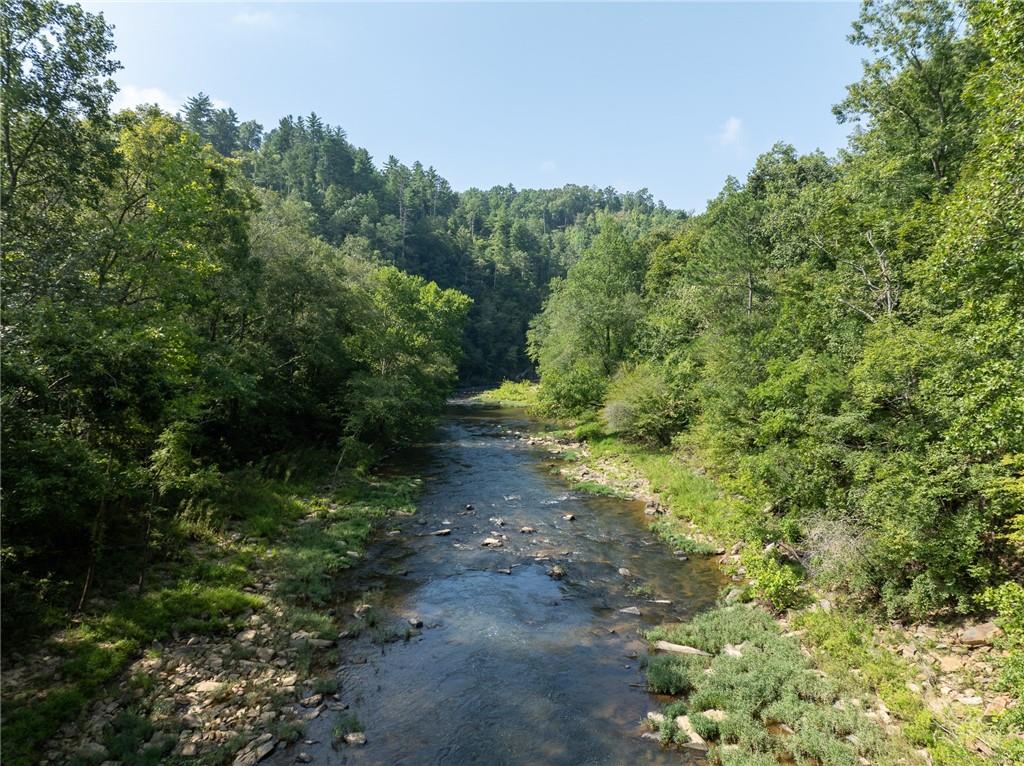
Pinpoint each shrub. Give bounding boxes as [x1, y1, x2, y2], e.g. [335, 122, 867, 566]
[741, 548, 805, 611]
[537, 360, 607, 416]
[601, 362, 690, 445]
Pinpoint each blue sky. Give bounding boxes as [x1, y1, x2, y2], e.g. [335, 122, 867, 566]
[85, 2, 864, 212]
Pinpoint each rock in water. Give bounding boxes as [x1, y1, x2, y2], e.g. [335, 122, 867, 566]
[344, 732, 367, 746]
[430, 528, 451, 536]
[520, 526, 536, 534]
[618, 567, 631, 577]
[481, 537, 503, 548]
[548, 565, 566, 579]
[619, 606, 641, 616]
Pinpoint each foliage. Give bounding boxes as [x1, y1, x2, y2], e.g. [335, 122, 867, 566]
[530, 0, 1023, 620]
[739, 548, 806, 611]
[474, 380, 539, 407]
[0, 1, 467, 647]
[646, 606, 892, 765]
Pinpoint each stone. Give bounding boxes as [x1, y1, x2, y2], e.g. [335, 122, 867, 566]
[75, 742, 109, 764]
[481, 537, 503, 548]
[256, 647, 275, 662]
[520, 526, 536, 534]
[618, 568, 632, 577]
[297, 754, 313, 763]
[548, 565, 566, 579]
[563, 514, 576, 521]
[673, 715, 707, 749]
[430, 528, 451, 536]
[646, 712, 666, 725]
[960, 622, 1002, 646]
[724, 587, 743, 603]
[956, 695, 984, 706]
[300, 693, 323, 707]
[235, 629, 257, 643]
[465, 504, 474, 511]
[181, 742, 197, 757]
[408, 617, 423, 628]
[343, 732, 366, 746]
[619, 606, 642, 616]
[722, 643, 744, 658]
[653, 640, 710, 657]
[195, 680, 224, 694]
[937, 655, 963, 673]
[702, 709, 727, 722]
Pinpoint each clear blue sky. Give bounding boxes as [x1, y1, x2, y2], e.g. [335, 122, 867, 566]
[85, 1, 864, 212]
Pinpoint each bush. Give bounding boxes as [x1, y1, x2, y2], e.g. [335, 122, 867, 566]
[740, 548, 805, 611]
[537, 360, 607, 416]
[601, 362, 690, 445]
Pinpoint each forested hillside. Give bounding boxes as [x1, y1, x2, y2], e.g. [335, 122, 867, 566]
[188, 102, 682, 381]
[528, 0, 1023, 622]
[0, 0, 674, 643]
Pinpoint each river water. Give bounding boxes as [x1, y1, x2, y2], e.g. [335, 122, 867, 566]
[280, 401, 724, 765]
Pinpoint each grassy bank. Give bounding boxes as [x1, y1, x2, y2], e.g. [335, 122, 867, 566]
[479, 383, 1022, 765]
[1, 455, 418, 766]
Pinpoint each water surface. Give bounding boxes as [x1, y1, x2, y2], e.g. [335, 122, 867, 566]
[280, 401, 724, 765]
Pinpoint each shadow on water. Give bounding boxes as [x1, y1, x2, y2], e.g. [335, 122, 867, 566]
[275, 401, 725, 765]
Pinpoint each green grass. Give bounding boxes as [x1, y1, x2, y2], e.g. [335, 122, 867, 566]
[1, 460, 419, 766]
[796, 609, 1020, 766]
[646, 605, 901, 766]
[572, 479, 631, 498]
[475, 380, 539, 407]
[579, 430, 763, 542]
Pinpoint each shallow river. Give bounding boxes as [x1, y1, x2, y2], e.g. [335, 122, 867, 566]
[279, 400, 724, 765]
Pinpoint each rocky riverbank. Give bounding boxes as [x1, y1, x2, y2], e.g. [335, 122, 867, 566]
[513, 425, 1020, 764]
[1, 471, 418, 766]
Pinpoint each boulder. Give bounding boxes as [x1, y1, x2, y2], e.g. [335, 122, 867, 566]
[653, 640, 710, 656]
[672, 715, 707, 750]
[619, 606, 641, 616]
[960, 622, 1002, 647]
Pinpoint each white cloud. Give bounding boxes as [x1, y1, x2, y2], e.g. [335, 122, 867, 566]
[232, 10, 276, 27]
[717, 116, 744, 147]
[540, 160, 557, 173]
[111, 85, 181, 114]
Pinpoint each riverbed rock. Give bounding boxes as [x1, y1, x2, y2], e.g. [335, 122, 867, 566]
[960, 622, 1001, 646]
[938, 654, 964, 673]
[430, 528, 451, 536]
[75, 742, 109, 764]
[619, 606, 642, 616]
[618, 567, 631, 577]
[408, 617, 423, 628]
[653, 640, 710, 656]
[548, 565, 566, 579]
[343, 732, 366, 746]
[520, 526, 536, 534]
[673, 715, 707, 750]
[563, 514, 576, 521]
[481, 537, 503, 548]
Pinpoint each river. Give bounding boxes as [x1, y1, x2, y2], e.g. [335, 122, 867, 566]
[277, 400, 724, 765]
